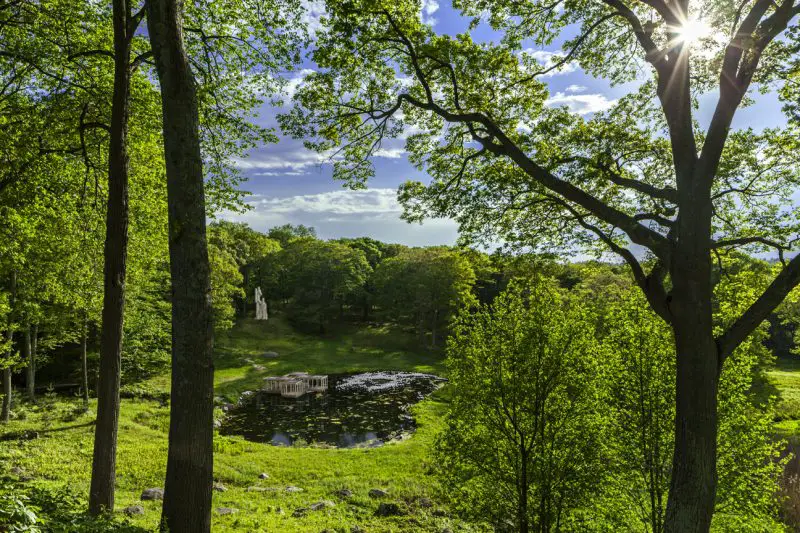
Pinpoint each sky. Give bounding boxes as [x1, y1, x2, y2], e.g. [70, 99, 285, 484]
[220, 1, 791, 247]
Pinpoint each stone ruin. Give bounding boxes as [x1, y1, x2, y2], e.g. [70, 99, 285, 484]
[255, 287, 268, 320]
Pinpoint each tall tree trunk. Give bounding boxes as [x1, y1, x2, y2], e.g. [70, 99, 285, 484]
[665, 317, 718, 533]
[81, 313, 89, 410]
[2, 271, 17, 423]
[89, 0, 132, 515]
[0, 368, 9, 423]
[664, 175, 718, 533]
[147, 2, 215, 531]
[31, 324, 37, 390]
[518, 447, 528, 533]
[24, 324, 33, 402]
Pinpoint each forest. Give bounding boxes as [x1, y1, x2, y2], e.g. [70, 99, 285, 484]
[2, 0, 800, 532]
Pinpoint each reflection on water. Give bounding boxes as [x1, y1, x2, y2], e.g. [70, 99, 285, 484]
[219, 372, 446, 448]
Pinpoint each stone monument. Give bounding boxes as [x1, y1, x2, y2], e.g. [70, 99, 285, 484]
[255, 287, 268, 320]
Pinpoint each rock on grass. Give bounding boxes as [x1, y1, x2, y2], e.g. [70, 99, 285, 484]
[140, 488, 164, 501]
[375, 502, 404, 516]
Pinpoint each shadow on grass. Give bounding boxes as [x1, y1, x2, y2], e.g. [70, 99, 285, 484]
[0, 420, 95, 441]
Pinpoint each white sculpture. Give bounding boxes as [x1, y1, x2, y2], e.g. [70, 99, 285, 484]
[255, 287, 268, 320]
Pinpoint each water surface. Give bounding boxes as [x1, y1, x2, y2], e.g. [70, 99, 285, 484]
[219, 372, 446, 448]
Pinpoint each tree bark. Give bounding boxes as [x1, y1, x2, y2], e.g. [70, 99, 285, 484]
[2, 271, 17, 423]
[147, 1, 215, 531]
[31, 324, 37, 390]
[24, 324, 33, 402]
[664, 166, 718, 533]
[89, 0, 132, 515]
[81, 313, 89, 410]
[0, 368, 9, 423]
[518, 446, 529, 533]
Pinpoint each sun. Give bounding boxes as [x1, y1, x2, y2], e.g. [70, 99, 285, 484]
[674, 17, 713, 44]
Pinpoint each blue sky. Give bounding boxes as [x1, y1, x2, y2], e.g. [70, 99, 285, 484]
[220, 1, 791, 247]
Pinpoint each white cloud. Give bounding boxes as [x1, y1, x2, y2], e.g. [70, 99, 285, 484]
[253, 170, 307, 176]
[285, 68, 316, 99]
[521, 49, 578, 77]
[219, 188, 460, 246]
[565, 84, 587, 93]
[545, 92, 617, 115]
[301, 0, 326, 38]
[373, 147, 406, 159]
[235, 143, 407, 176]
[420, 0, 439, 25]
[233, 148, 333, 174]
[248, 189, 401, 216]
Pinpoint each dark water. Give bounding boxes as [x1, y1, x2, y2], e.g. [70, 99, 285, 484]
[219, 372, 446, 448]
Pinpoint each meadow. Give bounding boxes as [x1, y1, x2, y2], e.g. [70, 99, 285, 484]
[0, 319, 480, 532]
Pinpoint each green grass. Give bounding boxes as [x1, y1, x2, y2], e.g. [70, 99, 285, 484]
[1, 318, 478, 532]
[764, 358, 800, 439]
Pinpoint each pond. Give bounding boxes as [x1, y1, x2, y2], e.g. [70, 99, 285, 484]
[219, 371, 446, 448]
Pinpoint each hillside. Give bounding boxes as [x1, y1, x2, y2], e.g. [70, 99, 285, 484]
[0, 318, 478, 532]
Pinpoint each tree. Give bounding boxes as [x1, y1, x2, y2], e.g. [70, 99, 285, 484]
[335, 237, 404, 319]
[282, 239, 371, 332]
[87, 0, 139, 514]
[208, 241, 245, 331]
[600, 275, 783, 531]
[147, 0, 215, 529]
[436, 278, 608, 532]
[286, 1, 800, 529]
[602, 290, 677, 533]
[1, 271, 16, 423]
[208, 221, 281, 316]
[267, 223, 317, 247]
[372, 247, 475, 346]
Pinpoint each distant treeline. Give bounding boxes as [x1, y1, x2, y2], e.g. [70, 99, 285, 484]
[5, 219, 799, 391]
[212, 222, 800, 359]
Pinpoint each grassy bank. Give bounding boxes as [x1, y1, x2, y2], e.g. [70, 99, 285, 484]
[1, 319, 478, 532]
[763, 358, 800, 439]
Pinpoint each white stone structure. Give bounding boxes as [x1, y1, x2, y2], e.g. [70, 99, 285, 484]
[263, 372, 329, 398]
[255, 287, 268, 320]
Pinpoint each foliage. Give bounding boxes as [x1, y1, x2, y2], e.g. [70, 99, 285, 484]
[436, 278, 609, 531]
[0, 484, 147, 532]
[266, 224, 318, 247]
[209, 221, 282, 270]
[0, 487, 39, 532]
[209, 243, 245, 332]
[0, 318, 466, 532]
[598, 278, 784, 531]
[208, 221, 281, 316]
[283, 239, 371, 332]
[601, 289, 674, 533]
[372, 247, 476, 346]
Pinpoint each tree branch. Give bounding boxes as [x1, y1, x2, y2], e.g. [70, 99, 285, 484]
[67, 49, 115, 62]
[131, 50, 153, 71]
[717, 252, 800, 361]
[700, 0, 798, 188]
[551, 195, 672, 322]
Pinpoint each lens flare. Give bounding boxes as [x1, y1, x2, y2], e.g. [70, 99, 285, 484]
[674, 17, 712, 44]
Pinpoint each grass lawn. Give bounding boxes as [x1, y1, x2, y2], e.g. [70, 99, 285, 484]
[0, 318, 479, 532]
[764, 357, 800, 439]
